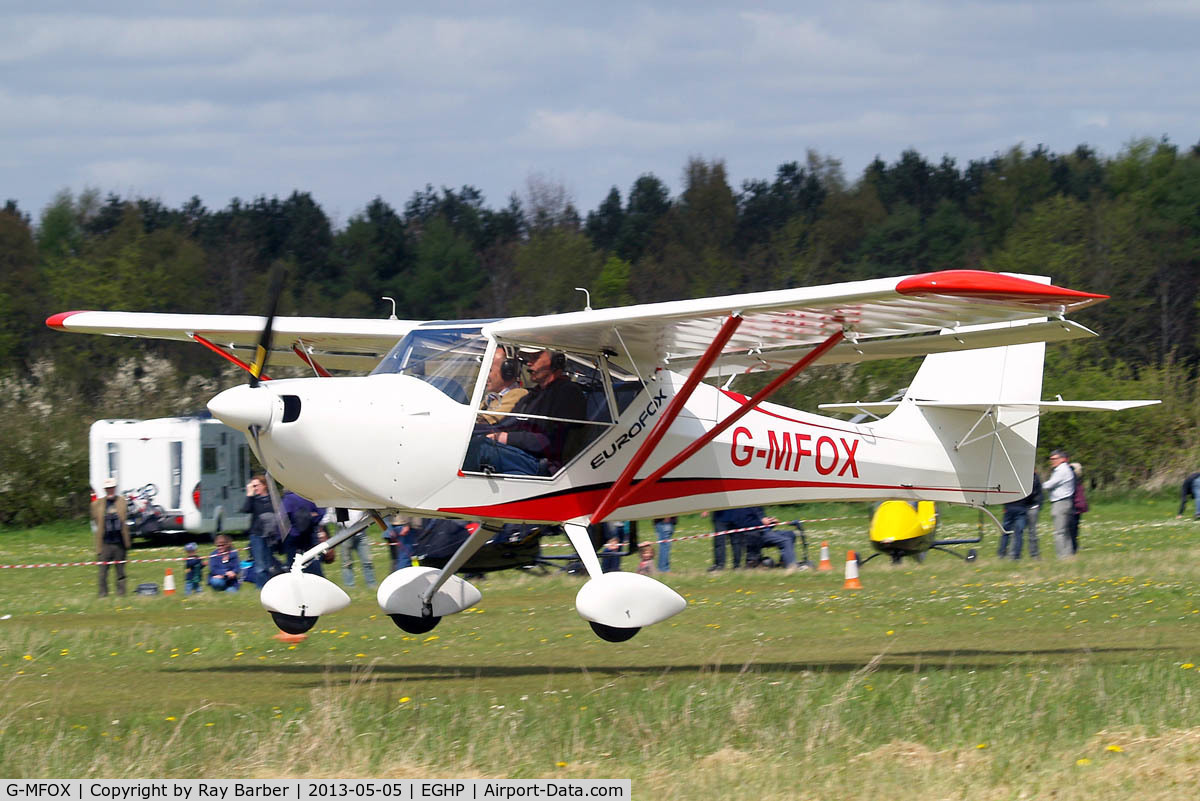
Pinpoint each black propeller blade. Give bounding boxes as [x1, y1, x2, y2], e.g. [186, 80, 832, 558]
[248, 267, 287, 388]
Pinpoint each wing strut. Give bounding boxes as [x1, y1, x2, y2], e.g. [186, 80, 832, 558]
[190, 333, 270, 381]
[589, 313, 745, 525]
[594, 328, 845, 522]
[292, 342, 332, 377]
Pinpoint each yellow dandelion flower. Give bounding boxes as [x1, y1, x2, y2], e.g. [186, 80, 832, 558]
[555, 761, 567, 768]
[355, 653, 366, 658]
[22, 655, 32, 661]
[1076, 758, 1091, 766]
[1182, 663, 1195, 670]
[1106, 745, 1124, 753]
[976, 743, 987, 749]
[398, 697, 411, 704]
[165, 716, 176, 721]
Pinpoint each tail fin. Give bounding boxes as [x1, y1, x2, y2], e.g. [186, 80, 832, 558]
[881, 328, 1045, 506]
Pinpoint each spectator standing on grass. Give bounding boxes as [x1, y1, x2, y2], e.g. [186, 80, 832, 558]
[282, 490, 324, 576]
[1025, 471, 1044, 560]
[385, 515, 417, 572]
[1043, 449, 1076, 559]
[653, 517, 677, 572]
[999, 473, 1042, 560]
[183, 542, 203, 594]
[1069, 462, 1088, 554]
[242, 475, 280, 587]
[1176, 471, 1200, 519]
[92, 477, 131, 597]
[336, 509, 376, 588]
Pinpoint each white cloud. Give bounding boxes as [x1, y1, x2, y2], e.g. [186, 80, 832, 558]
[3, 2, 1197, 220]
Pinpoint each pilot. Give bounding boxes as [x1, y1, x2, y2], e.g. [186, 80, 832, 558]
[479, 348, 528, 424]
[465, 349, 586, 475]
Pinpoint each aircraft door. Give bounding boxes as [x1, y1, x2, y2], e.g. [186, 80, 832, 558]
[463, 345, 619, 478]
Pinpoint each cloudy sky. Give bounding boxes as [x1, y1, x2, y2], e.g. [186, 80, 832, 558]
[4, 1, 1196, 225]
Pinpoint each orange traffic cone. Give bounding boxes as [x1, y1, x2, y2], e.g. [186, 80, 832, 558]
[817, 541, 833, 571]
[843, 551, 863, 590]
[163, 567, 176, 595]
[274, 631, 307, 643]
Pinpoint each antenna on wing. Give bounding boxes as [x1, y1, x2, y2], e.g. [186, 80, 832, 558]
[574, 287, 592, 311]
[381, 297, 398, 320]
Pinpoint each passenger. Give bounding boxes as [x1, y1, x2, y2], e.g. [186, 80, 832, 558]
[479, 349, 528, 424]
[465, 350, 586, 475]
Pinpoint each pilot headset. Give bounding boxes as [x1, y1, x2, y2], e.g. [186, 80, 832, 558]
[500, 350, 521, 382]
[501, 357, 520, 383]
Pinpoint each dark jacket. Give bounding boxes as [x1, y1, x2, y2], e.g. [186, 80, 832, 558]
[1179, 472, 1200, 515]
[1005, 472, 1043, 512]
[241, 493, 274, 538]
[208, 547, 241, 580]
[717, 507, 767, 531]
[282, 492, 322, 550]
[494, 376, 587, 462]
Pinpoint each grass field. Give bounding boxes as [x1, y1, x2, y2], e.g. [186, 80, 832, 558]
[1, 498, 1199, 798]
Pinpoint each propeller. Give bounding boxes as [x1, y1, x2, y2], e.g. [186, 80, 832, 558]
[248, 267, 287, 388]
[242, 267, 293, 570]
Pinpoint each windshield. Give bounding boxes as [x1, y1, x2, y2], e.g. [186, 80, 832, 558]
[371, 327, 486, 404]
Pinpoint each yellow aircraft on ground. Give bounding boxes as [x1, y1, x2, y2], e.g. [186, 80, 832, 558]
[862, 500, 980, 564]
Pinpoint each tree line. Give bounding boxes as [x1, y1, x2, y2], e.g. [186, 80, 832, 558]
[1, 137, 1198, 524]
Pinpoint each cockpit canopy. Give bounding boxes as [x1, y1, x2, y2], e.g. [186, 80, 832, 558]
[371, 327, 486, 404]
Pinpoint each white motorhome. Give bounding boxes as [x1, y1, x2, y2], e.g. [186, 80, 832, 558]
[89, 416, 252, 538]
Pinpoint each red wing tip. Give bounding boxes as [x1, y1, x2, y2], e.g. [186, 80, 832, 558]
[45, 311, 90, 330]
[896, 270, 1108, 303]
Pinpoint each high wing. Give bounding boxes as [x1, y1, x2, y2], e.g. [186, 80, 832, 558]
[48, 270, 1105, 376]
[486, 270, 1106, 375]
[46, 311, 421, 373]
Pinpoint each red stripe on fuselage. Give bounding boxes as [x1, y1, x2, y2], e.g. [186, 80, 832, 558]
[438, 476, 1015, 522]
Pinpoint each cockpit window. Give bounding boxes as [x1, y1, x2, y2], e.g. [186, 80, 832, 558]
[371, 327, 486, 404]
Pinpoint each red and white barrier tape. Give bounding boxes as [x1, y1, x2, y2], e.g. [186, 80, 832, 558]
[0, 516, 861, 569]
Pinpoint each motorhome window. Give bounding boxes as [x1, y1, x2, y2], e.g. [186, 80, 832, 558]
[106, 442, 119, 485]
[370, 328, 486, 404]
[169, 441, 183, 509]
[201, 446, 218, 475]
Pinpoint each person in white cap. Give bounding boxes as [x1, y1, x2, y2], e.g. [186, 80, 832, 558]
[91, 477, 131, 596]
[1042, 449, 1076, 559]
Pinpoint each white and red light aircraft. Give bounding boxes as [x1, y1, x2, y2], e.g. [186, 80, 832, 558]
[48, 269, 1156, 641]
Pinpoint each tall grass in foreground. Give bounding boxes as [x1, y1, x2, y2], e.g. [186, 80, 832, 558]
[2, 504, 1199, 798]
[2, 657, 1198, 797]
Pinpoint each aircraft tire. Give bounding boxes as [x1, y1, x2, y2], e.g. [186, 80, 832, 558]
[389, 613, 441, 634]
[966, 549, 978, 562]
[588, 621, 640, 642]
[271, 611, 318, 635]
